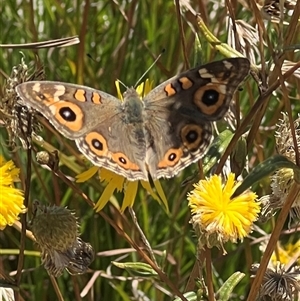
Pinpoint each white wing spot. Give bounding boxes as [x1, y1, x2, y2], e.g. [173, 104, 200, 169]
[198, 68, 213, 78]
[32, 83, 41, 91]
[205, 83, 227, 94]
[53, 84, 66, 98]
[210, 77, 222, 84]
[223, 60, 233, 69]
[49, 105, 58, 115]
[217, 84, 226, 94]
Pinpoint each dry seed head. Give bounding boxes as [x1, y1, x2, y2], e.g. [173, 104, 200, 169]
[31, 202, 79, 252]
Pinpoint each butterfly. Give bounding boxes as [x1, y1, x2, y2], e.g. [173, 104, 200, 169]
[16, 58, 250, 181]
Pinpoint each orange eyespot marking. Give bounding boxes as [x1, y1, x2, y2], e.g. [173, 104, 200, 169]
[164, 83, 176, 96]
[111, 152, 140, 170]
[193, 85, 226, 115]
[74, 89, 87, 102]
[49, 102, 84, 131]
[85, 132, 108, 156]
[181, 124, 203, 151]
[92, 92, 102, 104]
[158, 148, 183, 168]
[179, 77, 193, 90]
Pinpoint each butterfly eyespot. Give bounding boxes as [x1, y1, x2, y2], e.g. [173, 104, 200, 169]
[85, 132, 108, 156]
[59, 107, 77, 122]
[181, 124, 203, 151]
[158, 148, 183, 168]
[185, 130, 198, 144]
[50, 102, 84, 131]
[168, 153, 177, 161]
[92, 138, 103, 150]
[202, 89, 219, 106]
[111, 153, 140, 170]
[193, 85, 226, 116]
[118, 157, 127, 164]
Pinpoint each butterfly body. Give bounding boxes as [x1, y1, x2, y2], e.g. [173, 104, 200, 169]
[16, 58, 250, 181]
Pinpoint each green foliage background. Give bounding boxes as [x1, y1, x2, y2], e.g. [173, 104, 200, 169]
[0, 0, 299, 300]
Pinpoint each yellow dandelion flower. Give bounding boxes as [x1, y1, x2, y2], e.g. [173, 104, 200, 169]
[188, 173, 259, 253]
[268, 241, 300, 266]
[76, 80, 168, 212]
[0, 156, 26, 230]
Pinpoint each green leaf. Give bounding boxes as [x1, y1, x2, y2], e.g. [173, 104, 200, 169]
[173, 291, 197, 301]
[232, 155, 300, 198]
[216, 272, 245, 300]
[230, 136, 247, 177]
[203, 129, 234, 174]
[112, 261, 158, 277]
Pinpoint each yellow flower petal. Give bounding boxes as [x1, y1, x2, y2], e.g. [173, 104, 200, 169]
[136, 79, 153, 98]
[115, 80, 123, 100]
[76, 166, 99, 183]
[140, 180, 162, 203]
[144, 79, 153, 95]
[0, 158, 26, 230]
[135, 82, 144, 98]
[121, 181, 139, 212]
[269, 241, 300, 266]
[94, 169, 127, 211]
[152, 180, 169, 212]
[99, 168, 125, 191]
[94, 180, 118, 212]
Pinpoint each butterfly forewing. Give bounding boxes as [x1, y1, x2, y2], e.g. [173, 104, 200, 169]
[16, 81, 124, 139]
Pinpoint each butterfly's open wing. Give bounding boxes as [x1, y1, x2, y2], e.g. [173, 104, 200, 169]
[16, 81, 150, 180]
[142, 58, 250, 179]
[16, 81, 122, 139]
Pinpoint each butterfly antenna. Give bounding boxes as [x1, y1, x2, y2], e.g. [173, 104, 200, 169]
[134, 48, 165, 89]
[116, 79, 128, 90]
[86, 53, 98, 63]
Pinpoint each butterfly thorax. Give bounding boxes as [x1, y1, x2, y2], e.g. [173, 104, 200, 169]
[122, 88, 144, 124]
